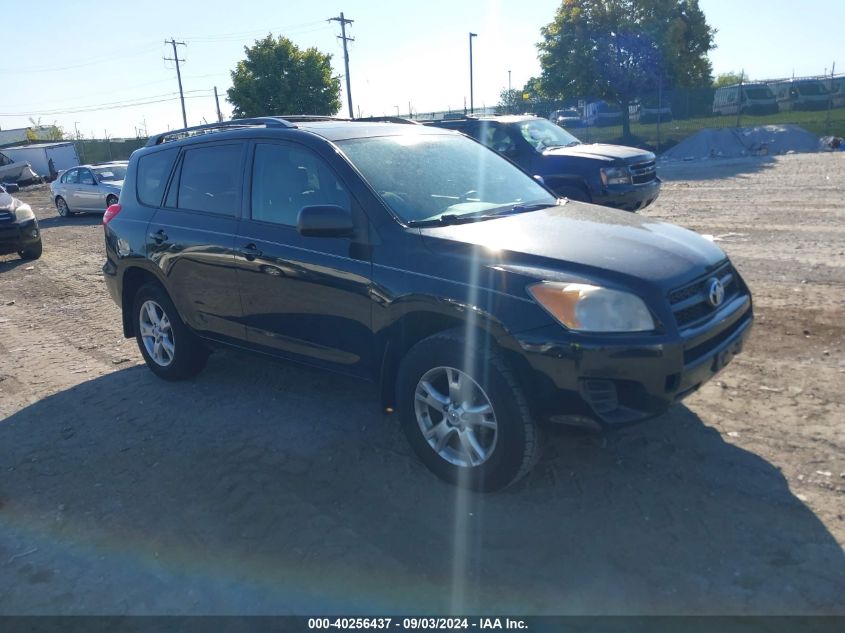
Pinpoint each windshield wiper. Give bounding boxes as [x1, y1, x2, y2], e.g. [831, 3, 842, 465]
[407, 214, 485, 227]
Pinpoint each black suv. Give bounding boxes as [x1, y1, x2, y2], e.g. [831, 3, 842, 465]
[425, 115, 661, 211]
[103, 117, 751, 490]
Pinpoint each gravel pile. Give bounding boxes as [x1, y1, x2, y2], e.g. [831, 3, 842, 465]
[662, 124, 819, 161]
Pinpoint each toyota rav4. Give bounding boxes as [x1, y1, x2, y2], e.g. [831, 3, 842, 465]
[102, 117, 752, 490]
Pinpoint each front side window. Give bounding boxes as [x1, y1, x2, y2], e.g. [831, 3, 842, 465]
[136, 148, 177, 207]
[251, 143, 350, 226]
[177, 144, 242, 215]
[516, 119, 580, 152]
[337, 132, 556, 224]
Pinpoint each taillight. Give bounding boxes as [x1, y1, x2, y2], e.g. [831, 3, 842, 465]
[103, 204, 122, 225]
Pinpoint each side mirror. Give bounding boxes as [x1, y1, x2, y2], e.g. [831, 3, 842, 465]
[533, 175, 545, 186]
[297, 204, 354, 238]
[2, 182, 20, 193]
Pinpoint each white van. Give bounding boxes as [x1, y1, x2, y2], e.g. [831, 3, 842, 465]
[767, 79, 830, 111]
[826, 76, 845, 108]
[713, 83, 778, 116]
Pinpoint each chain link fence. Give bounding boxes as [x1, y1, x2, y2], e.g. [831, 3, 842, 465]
[411, 72, 845, 153]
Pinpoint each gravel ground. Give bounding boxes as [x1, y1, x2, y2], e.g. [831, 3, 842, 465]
[0, 152, 843, 615]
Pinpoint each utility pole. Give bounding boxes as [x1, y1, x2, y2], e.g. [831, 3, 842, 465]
[469, 32, 477, 113]
[827, 62, 836, 134]
[214, 86, 223, 122]
[164, 38, 188, 128]
[330, 13, 355, 119]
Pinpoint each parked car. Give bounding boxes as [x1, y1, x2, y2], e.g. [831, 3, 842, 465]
[713, 83, 778, 116]
[50, 162, 127, 217]
[549, 108, 582, 128]
[103, 117, 752, 490]
[425, 115, 660, 211]
[635, 93, 674, 123]
[583, 100, 623, 127]
[767, 79, 830, 111]
[0, 184, 42, 260]
[0, 151, 40, 186]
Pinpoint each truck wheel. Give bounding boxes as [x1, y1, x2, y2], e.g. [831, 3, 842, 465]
[557, 186, 590, 203]
[396, 329, 542, 491]
[132, 282, 208, 380]
[18, 240, 43, 260]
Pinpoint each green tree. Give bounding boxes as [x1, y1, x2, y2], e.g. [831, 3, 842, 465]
[536, 0, 715, 138]
[497, 88, 523, 114]
[713, 71, 746, 88]
[227, 34, 341, 118]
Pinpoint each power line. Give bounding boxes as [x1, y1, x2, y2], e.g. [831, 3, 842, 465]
[329, 13, 355, 119]
[164, 39, 188, 128]
[0, 93, 211, 117]
[0, 44, 160, 74]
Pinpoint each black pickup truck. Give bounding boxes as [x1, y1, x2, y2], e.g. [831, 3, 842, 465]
[425, 115, 661, 212]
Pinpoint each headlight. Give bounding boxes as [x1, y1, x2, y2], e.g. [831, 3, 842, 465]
[15, 203, 35, 222]
[528, 282, 655, 332]
[600, 166, 631, 186]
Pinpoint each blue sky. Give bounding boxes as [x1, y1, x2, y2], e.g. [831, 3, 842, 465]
[1, 0, 842, 138]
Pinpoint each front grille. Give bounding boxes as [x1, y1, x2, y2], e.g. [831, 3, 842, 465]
[629, 160, 656, 185]
[0, 226, 19, 244]
[683, 310, 751, 366]
[0, 210, 14, 223]
[669, 261, 742, 329]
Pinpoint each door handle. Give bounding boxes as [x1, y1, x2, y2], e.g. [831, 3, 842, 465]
[239, 243, 262, 260]
[149, 229, 168, 244]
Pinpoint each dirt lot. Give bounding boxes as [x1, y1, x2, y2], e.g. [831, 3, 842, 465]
[0, 153, 843, 615]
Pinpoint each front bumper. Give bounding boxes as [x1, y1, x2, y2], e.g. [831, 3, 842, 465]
[0, 218, 40, 255]
[508, 295, 753, 427]
[593, 178, 662, 212]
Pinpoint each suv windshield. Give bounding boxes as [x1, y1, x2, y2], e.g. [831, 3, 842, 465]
[94, 166, 127, 181]
[337, 133, 556, 224]
[517, 118, 581, 151]
[797, 82, 828, 96]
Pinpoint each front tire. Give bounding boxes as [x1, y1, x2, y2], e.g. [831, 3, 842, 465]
[396, 329, 542, 491]
[132, 282, 208, 380]
[106, 194, 118, 208]
[18, 240, 43, 260]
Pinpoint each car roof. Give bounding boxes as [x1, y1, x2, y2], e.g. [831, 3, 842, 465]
[296, 120, 452, 142]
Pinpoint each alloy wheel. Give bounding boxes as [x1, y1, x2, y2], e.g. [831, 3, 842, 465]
[139, 300, 175, 367]
[414, 366, 498, 468]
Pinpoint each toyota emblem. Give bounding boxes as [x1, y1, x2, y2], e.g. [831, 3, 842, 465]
[706, 278, 725, 307]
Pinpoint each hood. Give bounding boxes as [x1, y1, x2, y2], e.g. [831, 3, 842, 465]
[0, 191, 15, 211]
[419, 202, 725, 288]
[544, 143, 653, 163]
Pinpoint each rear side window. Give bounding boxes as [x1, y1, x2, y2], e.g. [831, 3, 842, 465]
[137, 148, 177, 207]
[177, 144, 243, 215]
[64, 169, 79, 184]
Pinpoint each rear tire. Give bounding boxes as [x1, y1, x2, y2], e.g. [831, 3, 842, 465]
[132, 281, 208, 380]
[396, 328, 542, 491]
[18, 240, 42, 260]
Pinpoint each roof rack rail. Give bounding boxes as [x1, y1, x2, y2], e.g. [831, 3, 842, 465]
[276, 115, 352, 123]
[356, 116, 419, 125]
[145, 117, 295, 147]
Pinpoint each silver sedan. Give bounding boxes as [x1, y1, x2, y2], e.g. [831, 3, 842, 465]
[50, 162, 126, 217]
